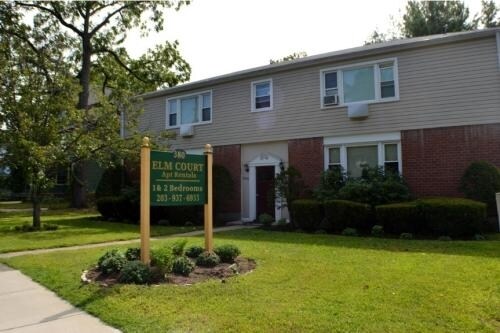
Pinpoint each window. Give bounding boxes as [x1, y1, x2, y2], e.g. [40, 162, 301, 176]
[346, 145, 378, 177]
[320, 58, 398, 107]
[343, 66, 375, 103]
[324, 137, 401, 177]
[327, 147, 341, 171]
[251, 79, 273, 111]
[166, 91, 211, 128]
[384, 144, 399, 173]
[379, 63, 395, 98]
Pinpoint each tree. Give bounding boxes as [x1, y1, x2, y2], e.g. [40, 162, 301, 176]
[402, 1, 475, 37]
[365, 1, 484, 44]
[274, 166, 304, 226]
[10, 1, 191, 208]
[476, 0, 499, 28]
[270, 51, 307, 64]
[0, 2, 174, 227]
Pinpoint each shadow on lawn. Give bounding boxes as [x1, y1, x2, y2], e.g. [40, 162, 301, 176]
[214, 229, 500, 259]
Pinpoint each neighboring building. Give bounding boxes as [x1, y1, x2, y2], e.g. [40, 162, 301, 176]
[135, 28, 500, 222]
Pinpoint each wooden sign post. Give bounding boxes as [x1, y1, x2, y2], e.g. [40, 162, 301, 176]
[139, 137, 213, 265]
[204, 144, 214, 252]
[140, 137, 151, 264]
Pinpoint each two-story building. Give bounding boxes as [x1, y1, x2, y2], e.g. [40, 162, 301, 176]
[135, 28, 500, 222]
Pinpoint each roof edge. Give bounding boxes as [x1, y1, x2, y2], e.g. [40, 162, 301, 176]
[139, 28, 500, 100]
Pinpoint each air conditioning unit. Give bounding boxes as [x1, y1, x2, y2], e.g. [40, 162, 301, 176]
[180, 124, 194, 137]
[323, 95, 339, 106]
[348, 103, 369, 119]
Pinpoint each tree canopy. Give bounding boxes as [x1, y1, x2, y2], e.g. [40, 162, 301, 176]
[2, 1, 192, 208]
[365, 0, 499, 45]
[270, 51, 308, 64]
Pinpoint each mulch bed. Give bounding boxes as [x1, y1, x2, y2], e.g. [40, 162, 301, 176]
[83, 257, 256, 287]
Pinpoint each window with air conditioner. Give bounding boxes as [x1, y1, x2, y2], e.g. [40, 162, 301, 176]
[320, 58, 399, 108]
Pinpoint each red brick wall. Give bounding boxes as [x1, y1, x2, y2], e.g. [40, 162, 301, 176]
[288, 137, 324, 194]
[402, 123, 500, 197]
[213, 144, 241, 214]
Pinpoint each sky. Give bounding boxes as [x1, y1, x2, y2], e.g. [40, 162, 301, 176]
[124, 0, 484, 83]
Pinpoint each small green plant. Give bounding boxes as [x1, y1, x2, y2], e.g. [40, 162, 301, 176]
[172, 256, 195, 276]
[185, 245, 204, 259]
[214, 244, 241, 263]
[97, 249, 127, 274]
[196, 251, 220, 267]
[172, 239, 188, 256]
[341, 228, 358, 236]
[276, 218, 287, 225]
[438, 236, 452, 241]
[371, 225, 384, 237]
[151, 246, 174, 273]
[118, 260, 151, 284]
[12, 223, 59, 232]
[258, 213, 274, 226]
[125, 247, 141, 261]
[400, 233, 413, 240]
[474, 234, 485, 241]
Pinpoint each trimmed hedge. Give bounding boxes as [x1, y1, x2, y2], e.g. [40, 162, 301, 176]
[323, 200, 372, 232]
[375, 198, 487, 237]
[375, 202, 421, 234]
[418, 198, 487, 237]
[291, 199, 322, 231]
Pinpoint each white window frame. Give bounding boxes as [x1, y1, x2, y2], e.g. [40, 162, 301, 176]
[251, 78, 273, 112]
[320, 58, 399, 109]
[165, 90, 213, 129]
[323, 132, 402, 175]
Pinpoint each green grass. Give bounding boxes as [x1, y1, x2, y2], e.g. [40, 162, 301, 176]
[0, 211, 201, 253]
[2, 229, 499, 332]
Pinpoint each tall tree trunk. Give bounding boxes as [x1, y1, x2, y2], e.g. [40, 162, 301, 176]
[32, 188, 41, 229]
[71, 33, 92, 208]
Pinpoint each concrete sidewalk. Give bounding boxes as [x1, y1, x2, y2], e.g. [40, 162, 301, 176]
[0, 264, 119, 333]
[0, 225, 258, 259]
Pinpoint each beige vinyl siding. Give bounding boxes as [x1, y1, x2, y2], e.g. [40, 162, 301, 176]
[139, 36, 500, 149]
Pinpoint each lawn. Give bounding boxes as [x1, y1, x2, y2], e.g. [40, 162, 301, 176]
[2, 229, 499, 332]
[0, 211, 200, 253]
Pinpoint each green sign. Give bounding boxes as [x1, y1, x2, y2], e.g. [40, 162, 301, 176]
[150, 150, 206, 206]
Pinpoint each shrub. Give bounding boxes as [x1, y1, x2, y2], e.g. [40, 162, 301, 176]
[460, 161, 500, 216]
[400, 232, 413, 240]
[185, 245, 204, 259]
[323, 200, 372, 232]
[12, 223, 59, 232]
[371, 225, 384, 237]
[375, 202, 422, 234]
[171, 239, 187, 256]
[214, 244, 241, 263]
[314, 167, 346, 201]
[172, 256, 195, 276]
[151, 246, 174, 273]
[118, 261, 151, 284]
[125, 247, 141, 261]
[97, 249, 127, 274]
[258, 213, 274, 226]
[418, 198, 487, 237]
[196, 251, 220, 267]
[96, 196, 126, 220]
[337, 167, 411, 206]
[341, 228, 358, 236]
[438, 236, 452, 241]
[291, 199, 322, 231]
[95, 165, 132, 199]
